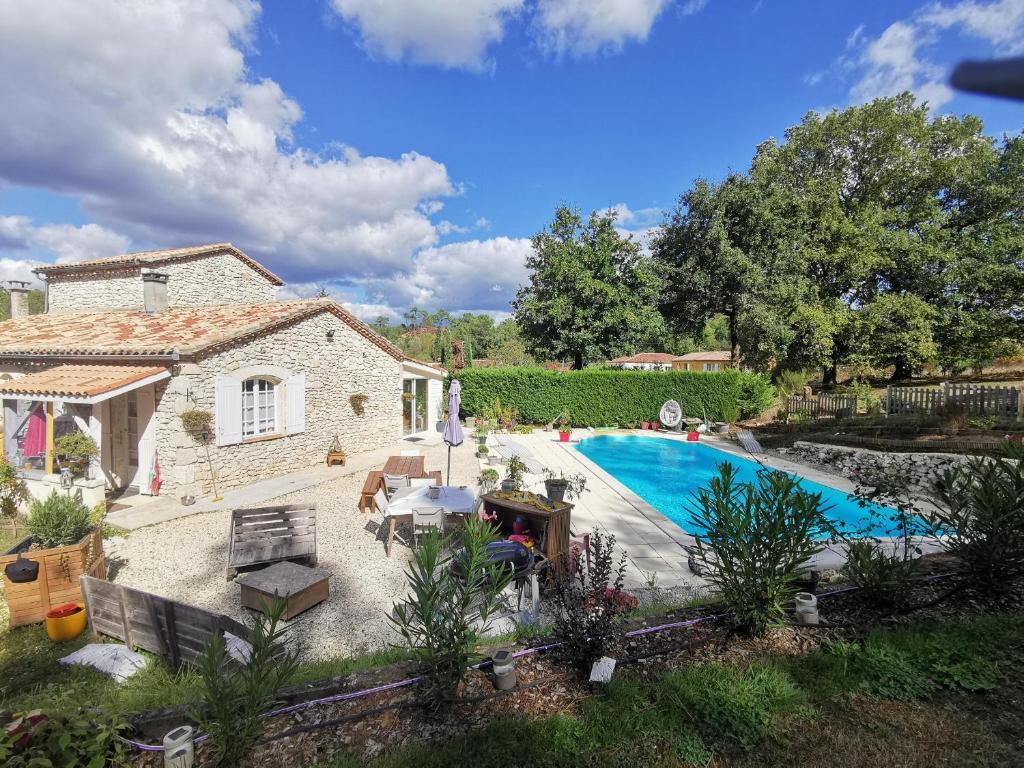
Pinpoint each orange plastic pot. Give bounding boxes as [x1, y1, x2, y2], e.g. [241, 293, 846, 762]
[44, 602, 87, 642]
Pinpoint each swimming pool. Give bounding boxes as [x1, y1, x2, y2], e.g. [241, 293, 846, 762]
[575, 435, 908, 539]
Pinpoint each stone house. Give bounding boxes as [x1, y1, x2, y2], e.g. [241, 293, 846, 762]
[0, 243, 445, 504]
[608, 352, 677, 371]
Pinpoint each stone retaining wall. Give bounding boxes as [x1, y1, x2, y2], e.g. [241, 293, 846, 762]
[784, 441, 973, 499]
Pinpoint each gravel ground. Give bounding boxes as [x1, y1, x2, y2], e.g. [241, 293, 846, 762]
[106, 439, 482, 663]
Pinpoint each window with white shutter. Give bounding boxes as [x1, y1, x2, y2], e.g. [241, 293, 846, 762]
[215, 374, 243, 446]
[285, 373, 305, 435]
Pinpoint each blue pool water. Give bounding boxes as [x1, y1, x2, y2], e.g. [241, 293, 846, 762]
[575, 435, 909, 539]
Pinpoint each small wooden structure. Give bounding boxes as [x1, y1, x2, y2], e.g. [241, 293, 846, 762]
[785, 393, 857, 420]
[79, 575, 248, 669]
[237, 561, 330, 620]
[1, 528, 106, 627]
[226, 504, 317, 579]
[358, 455, 443, 513]
[481, 492, 573, 574]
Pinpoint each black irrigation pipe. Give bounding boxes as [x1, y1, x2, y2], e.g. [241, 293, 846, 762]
[119, 569, 965, 753]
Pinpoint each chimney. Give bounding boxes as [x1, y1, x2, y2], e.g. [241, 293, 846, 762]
[8, 282, 30, 320]
[142, 271, 169, 313]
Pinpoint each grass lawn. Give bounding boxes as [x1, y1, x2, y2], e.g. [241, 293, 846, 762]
[317, 614, 1024, 768]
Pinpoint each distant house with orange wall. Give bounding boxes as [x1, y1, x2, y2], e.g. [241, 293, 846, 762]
[672, 351, 735, 372]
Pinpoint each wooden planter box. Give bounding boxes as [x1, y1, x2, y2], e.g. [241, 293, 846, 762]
[1, 528, 106, 627]
[481, 492, 573, 575]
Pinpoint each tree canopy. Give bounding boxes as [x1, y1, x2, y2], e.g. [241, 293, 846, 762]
[513, 206, 665, 369]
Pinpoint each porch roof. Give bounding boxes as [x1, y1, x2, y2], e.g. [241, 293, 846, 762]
[0, 364, 170, 404]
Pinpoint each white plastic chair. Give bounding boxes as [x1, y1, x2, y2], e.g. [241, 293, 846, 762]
[384, 473, 410, 498]
[412, 507, 444, 547]
[373, 488, 389, 515]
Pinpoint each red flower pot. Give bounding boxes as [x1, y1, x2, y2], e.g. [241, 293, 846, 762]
[641, 422, 650, 430]
[651, 421, 660, 431]
[687, 431, 700, 441]
[559, 431, 571, 442]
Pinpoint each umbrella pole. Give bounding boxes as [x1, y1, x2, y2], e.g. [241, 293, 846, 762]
[446, 444, 452, 486]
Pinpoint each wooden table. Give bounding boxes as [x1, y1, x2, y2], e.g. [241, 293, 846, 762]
[384, 485, 477, 556]
[383, 455, 426, 477]
[236, 561, 330, 620]
[360, 456, 442, 512]
[481, 492, 573, 574]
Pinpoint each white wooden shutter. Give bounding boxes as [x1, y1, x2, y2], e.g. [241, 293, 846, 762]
[215, 374, 243, 446]
[285, 373, 305, 435]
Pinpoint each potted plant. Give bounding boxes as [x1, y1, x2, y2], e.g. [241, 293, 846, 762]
[478, 467, 500, 493]
[477, 445, 490, 460]
[348, 393, 369, 416]
[543, 469, 587, 503]
[501, 456, 528, 492]
[687, 427, 700, 441]
[651, 419, 660, 431]
[555, 411, 572, 442]
[54, 431, 99, 478]
[641, 421, 650, 430]
[180, 408, 214, 441]
[474, 417, 489, 445]
[1, 492, 105, 627]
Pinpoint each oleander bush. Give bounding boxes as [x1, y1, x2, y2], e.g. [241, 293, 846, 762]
[456, 367, 775, 426]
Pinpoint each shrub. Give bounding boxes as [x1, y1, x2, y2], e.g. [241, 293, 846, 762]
[684, 463, 829, 635]
[843, 540, 920, 606]
[775, 369, 811, 397]
[390, 517, 513, 711]
[27, 492, 93, 548]
[0, 710, 129, 767]
[54, 430, 98, 477]
[504, 455, 527, 490]
[0, 455, 28, 521]
[478, 468, 499, 492]
[194, 596, 299, 767]
[457, 367, 775, 426]
[551, 530, 630, 675]
[930, 443, 1024, 589]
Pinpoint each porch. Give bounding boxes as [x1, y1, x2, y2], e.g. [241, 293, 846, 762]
[0, 364, 170, 508]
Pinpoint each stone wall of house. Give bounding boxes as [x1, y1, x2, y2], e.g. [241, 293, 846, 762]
[153, 310, 402, 494]
[784, 440, 972, 499]
[46, 253, 277, 311]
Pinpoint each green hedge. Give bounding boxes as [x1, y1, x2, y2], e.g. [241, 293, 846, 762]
[454, 367, 775, 426]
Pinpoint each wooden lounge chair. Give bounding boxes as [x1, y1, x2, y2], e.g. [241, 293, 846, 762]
[226, 504, 317, 579]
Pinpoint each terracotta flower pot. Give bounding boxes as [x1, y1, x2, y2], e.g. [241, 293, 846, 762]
[641, 422, 650, 430]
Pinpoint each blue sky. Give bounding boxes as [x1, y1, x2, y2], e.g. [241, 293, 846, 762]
[0, 0, 1021, 319]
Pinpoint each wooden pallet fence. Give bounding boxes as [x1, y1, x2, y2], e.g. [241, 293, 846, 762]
[785, 394, 858, 420]
[227, 504, 317, 578]
[886, 382, 1022, 419]
[79, 575, 249, 669]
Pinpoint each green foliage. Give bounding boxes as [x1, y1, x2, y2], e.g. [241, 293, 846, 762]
[514, 206, 666, 369]
[179, 408, 213, 437]
[662, 662, 805, 748]
[504, 455, 527, 490]
[685, 464, 828, 635]
[0, 710, 129, 767]
[855, 293, 938, 380]
[54, 431, 98, 477]
[550, 530, 630, 675]
[0, 455, 28, 520]
[968, 415, 997, 430]
[26, 492, 92, 548]
[390, 518, 513, 712]
[843, 539, 920, 607]
[457, 367, 775, 426]
[194, 595, 300, 767]
[776, 369, 811, 397]
[930, 443, 1024, 589]
[0, 288, 45, 320]
[477, 467, 499, 492]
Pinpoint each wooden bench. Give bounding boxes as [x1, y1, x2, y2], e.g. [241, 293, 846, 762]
[226, 504, 318, 579]
[360, 471, 384, 513]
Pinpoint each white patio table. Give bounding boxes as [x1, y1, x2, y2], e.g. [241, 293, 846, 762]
[384, 485, 477, 555]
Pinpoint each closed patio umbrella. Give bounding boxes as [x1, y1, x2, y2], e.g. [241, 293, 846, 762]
[442, 379, 464, 485]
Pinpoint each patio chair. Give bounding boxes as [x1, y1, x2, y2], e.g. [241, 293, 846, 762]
[383, 473, 410, 498]
[412, 507, 444, 548]
[736, 430, 765, 454]
[373, 488, 389, 515]
[410, 477, 434, 488]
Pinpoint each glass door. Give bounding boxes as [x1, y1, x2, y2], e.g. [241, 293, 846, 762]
[415, 379, 427, 432]
[402, 379, 414, 435]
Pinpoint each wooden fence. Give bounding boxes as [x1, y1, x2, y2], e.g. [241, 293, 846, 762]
[785, 393, 858, 420]
[886, 382, 1022, 419]
[79, 575, 249, 668]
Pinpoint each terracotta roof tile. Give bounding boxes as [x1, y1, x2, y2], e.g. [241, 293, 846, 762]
[34, 242, 284, 286]
[0, 364, 168, 398]
[673, 351, 734, 362]
[610, 352, 677, 364]
[0, 299, 403, 361]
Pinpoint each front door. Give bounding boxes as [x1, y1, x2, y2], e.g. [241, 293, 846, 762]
[105, 385, 156, 492]
[107, 395, 131, 489]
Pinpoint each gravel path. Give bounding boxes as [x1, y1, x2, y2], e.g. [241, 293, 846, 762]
[106, 439, 482, 662]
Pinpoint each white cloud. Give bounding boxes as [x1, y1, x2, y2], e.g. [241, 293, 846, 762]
[329, 0, 525, 71]
[533, 0, 673, 56]
[0, 0, 455, 285]
[360, 236, 533, 314]
[836, 0, 1024, 110]
[0, 216, 129, 281]
[679, 0, 708, 16]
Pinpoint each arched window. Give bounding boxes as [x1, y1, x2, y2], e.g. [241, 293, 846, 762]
[242, 378, 276, 437]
